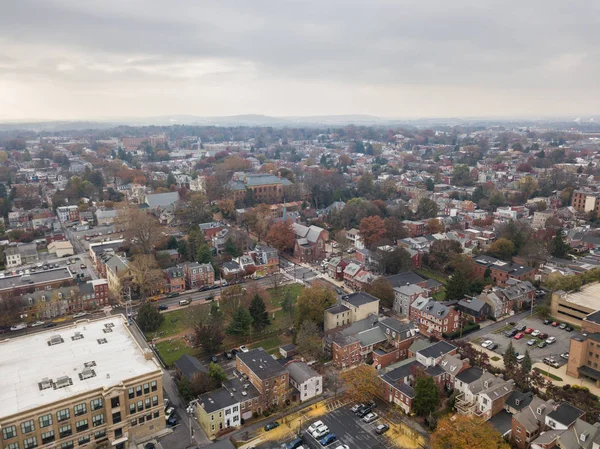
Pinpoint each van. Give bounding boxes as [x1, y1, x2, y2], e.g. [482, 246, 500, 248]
[179, 299, 190, 306]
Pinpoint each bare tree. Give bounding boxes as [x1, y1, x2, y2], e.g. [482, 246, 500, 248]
[269, 272, 285, 294]
[128, 254, 164, 300]
[115, 207, 161, 254]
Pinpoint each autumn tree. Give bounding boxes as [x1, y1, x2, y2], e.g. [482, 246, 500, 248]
[340, 365, 380, 403]
[242, 204, 271, 240]
[383, 217, 407, 243]
[265, 219, 296, 253]
[129, 254, 164, 299]
[249, 294, 270, 332]
[431, 415, 510, 449]
[333, 230, 352, 255]
[116, 208, 161, 254]
[295, 285, 337, 329]
[365, 278, 395, 308]
[426, 218, 444, 235]
[376, 247, 413, 275]
[413, 376, 440, 416]
[488, 238, 515, 261]
[358, 215, 387, 248]
[295, 320, 324, 360]
[416, 198, 438, 219]
[220, 285, 247, 319]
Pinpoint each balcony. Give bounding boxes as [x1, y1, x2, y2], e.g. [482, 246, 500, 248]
[454, 393, 476, 416]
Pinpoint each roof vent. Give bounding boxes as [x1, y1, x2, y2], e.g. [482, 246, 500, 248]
[581, 432, 590, 442]
[242, 391, 247, 396]
[71, 332, 84, 341]
[79, 367, 96, 381]
[104, 323, 115, 329]
[102, 328, 113, 334]
[84, 361, 96, 368]
[39, 377, 53, 391]
[97, 338, 108, 345]
[48, 335, 64, 346]
[54, 376, 72, 389]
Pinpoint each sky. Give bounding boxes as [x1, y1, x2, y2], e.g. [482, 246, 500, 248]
[1, 0, 599, 121]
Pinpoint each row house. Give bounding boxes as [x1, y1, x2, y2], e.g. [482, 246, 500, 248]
[477, 280, 536, 320]
[326, 257, 350, 281]
[88, 240, 125, 278]
[472, 255, 536, 287]
[77, 279, 110, 309]
[56, 205, 80, 223]
[345, 228, 365, 249]
[252, 245, 279, 275]
[410, 297, 460, 337]
[183, 262, 215, 289]
[510, 396, 555, 449]
[105, 254, 131, 300]
[164, 266, 186, 293]
[528, 403, 587, 449]
[236, 348, 290, 409]
[324, 292, 380, 332]
[402, 220, 426, 238]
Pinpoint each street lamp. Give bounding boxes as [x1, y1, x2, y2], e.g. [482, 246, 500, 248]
[186, 400, 198, 448]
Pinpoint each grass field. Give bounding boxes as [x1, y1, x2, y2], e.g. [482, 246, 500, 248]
[431, 288, 446, 301]
[154, 338, 197, 367]
[534, 367, 563, 381]
[145, 304, 208, 340]
[416, 268, 448, 286]
[248, 335, 282, 351]
[266, 284, 304, 309]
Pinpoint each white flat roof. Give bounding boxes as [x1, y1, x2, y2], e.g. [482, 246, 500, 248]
[561, 283, 600, 310]
[0, 316, 161, 419]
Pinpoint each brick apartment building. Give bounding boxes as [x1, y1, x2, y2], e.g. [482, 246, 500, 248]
[236, 348, 290, 409]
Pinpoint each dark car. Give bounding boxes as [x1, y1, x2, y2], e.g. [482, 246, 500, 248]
[284, 437, 304, 449]
[167, 292, 180, 298]
[224, 351, 233, 359]
[166, 416, 177, 427]
[210, 355, 218, 364]
[366, 400, 377, 409]
[488, 343, 499, 351]
[144, 444, 155, 449]
[197, 286, 210, 292]
[538, 341, 548, 348]
[158, 304, 169, 311]
[565, 326, 573, 332]
[515, 324, 527, 332]
[0, 326, 9, 334]
[231, 348, 238, 356]
[375, 424, 390, 435]
[505, 329, 518, 338]
[543, 319, 552, 325]
[356, 406, 372, 418]
[539, 333, 549, 339]
[44, 322, 57, 328]
[264, 421, 280, 431]
[320, 434, 337, 446]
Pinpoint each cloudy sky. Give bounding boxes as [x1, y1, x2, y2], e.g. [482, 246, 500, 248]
[1, 0, 599, 121]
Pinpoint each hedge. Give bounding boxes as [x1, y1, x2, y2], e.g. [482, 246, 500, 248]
[442, 322, 481, 339]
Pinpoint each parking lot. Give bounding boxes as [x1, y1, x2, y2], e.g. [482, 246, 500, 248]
[475, 315, 581, 366]
[254, 405, 422, 449]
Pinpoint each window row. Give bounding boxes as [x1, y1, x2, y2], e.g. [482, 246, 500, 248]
[127, 381, 158, 399]
[129, 396, 160, 414]
[130, 410, 160, 427]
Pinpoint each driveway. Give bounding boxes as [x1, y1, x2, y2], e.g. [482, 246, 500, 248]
[472, 315, 579, 364]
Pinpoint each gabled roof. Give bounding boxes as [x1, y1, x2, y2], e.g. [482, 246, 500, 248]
[145, 191, 180, 208]
[418, 340, 456, 359]
[174, 354, 208, 380]
[384, 272, 425, 288]
[547, 402, 585, 428]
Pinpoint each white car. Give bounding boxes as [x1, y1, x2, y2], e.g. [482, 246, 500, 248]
[73, 312, 88, 318]
[11, 323, 27, 331]
[308, 421, 325, 434]
[516, 355, 526, 363]
[30, 321, 45, 327]
[311, 426, 329, 439]
[480, 340, 493, 348]
[164, 407, 175, 420]
[362, 412, 378, 423]
[531, 330, 541, 337]
[334, 445, 349, 449]
[546, 336, 557, 344]
[239, 345, 249, 353]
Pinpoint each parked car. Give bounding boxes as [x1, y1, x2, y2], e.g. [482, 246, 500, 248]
[488, 343, 499, 350]
[30, 321, 45, 327]
[224, 351, 233, 359]
[284, 438, 304, 449]
[350, 404, 364, 413]
[308, 421, 325, 434]
[334, 445, 349, 449]
[375, 423, 390, 434]
[44, 322, 57, 328]
[561, 353, 570, 360]
[320, 434, 337, 446]
[515, 324, 527, 332]
[311, 426, 329, 439]
[531, 330, 541, 337]
[73, 312, 88, 318]
[158, 305, 169, 311]
[210, 355, 218, 364]
[166, 292, 180, 298]
[514, 332, 524, 340]
[366, 400, 377, 409]
[363, 413, 378, 423]
[178, 299, 190, 306]
[164, 407, 175, 419]
[356, 406, 372, 418]
[0, 326, 9, 334]
[565, 326, 573, 332]
[538, 341, 548, 348]
[516, 355, 526, 363]
[543, 319, 552, 325]
[264, 422, 280, 431]
[239, 345, 249, 353]
[558, 323, 567, 330]
[527, 339, 538, 346]
[524, 328, 534, 334]
[166, 416, 177, 427]
[80, 263, 86, 269]
[546, 336, 557, 344]
[481, 340, 493, 348]
[505, 329, 518, 338]
[539, 332, 549, 339]
[551, 322, 559, 327]
[10, 323, 26, 331]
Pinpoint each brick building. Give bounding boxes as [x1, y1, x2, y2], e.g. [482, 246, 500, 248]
[236, 348, 290, 409]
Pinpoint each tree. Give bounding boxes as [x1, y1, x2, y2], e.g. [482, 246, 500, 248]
[425, 178, 435, 191]
[365, 278, 394, 308]
[413, 376, 440, 416]
[122, 255, 160, 300]
[295, 320, 324, 360]
[136, 303, 164, 333]
[295, 285, 337, 329]
[431, 415, 510, 449]
[242, 204, 271, 240]
[249, 294, 270, 332]
[333, 230, 352, 255]
[220, 285, 247, 318]
[358, 215, 387, 248]
[488, 238, 515, 261]
[550, 229, 570, 259]
[192, 323, 224, 354]
[383, 217, 407, 242]
[340, 365, 380, 403]
[452, 164, 472, 186]
[226, 306, 253, 336]
[522, 350, 532, 373]
[426, 218, 443, 235]
[446, 270, 469, 300]
[504, 341, 518, 370]
[265, 219, 296, 253]
[116, 208, 161, 254]
[376, 247, 413, 275]
[208, 362, 227, 385]
[416, 198, 438, 219]
[518, 175, 538, 199]
[224, 237, 241, 257]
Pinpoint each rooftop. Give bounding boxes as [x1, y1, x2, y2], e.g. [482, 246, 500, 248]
[0, 267, 73, 292]
[418, 340, 456, 359]
[0, 315, 161, 419]
[237, 348, 286, 380]
[342, 291, 379, 308]
[557, 283, 600, 311]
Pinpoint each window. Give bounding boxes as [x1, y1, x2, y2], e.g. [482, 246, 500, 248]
[91, 398, 103, 411]
[7, 443, 19, 449]
[39, 414, 53, 428]
[57, 409, 70, 422]
[137, 401, 143, 412]
[3, 425, 17, 440]
[94, 430, 106, 440]
[145, 398, 151, 409]
[143, 383, 150, 394]
[128, 388, 135, 399]
[131, 419, 138, 426]
[92, 414, 104, 427]
[23, 437, 37, 449]
[111, 412, 121, 425]
[136, 386, 142, 396]
[110, 397, 120, 408]
[60, 441, 74, 449]
[145, 414, 151, 422]
[74, 403, 87, 416]
[233, 406, 239, 412]
[129, 404, 136, 415]
[152, 396, 159, 406]
[114, 428, 123, 439]
[138, 416, 145, 423]
[59, 424, 72, 438]
[76, 419, 88, 432]
[21, 420, 35, 434]
[153, 411, 159, 419]
[41, 431, 55, 444]
[225, 409, 231, 415]
[78, 435, 90, 446]
[151, 381, 157, 392]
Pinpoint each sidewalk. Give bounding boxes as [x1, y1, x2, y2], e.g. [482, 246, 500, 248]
[532, 362, 600, 396]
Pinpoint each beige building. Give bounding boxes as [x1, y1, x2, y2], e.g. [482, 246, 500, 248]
[324, 292, 380, 331]
[550, 284, 600, 326]
[0, 316, 164, 449]
[48, 241, 74, 258]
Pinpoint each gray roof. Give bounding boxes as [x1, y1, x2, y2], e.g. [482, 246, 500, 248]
[488, 410, 513, 437]
[292, 223, 324, 243]
[505, 390, 533, 412]
[285, 361, 320, 384]
[325, 304, 350, 315]
[237, 348, 287, 380]
[0, 267, 73, 293]
[95, 209, 117, 219]
[222, 377, 260, 404]
[356, 327, 387, 347]
[342, 291, 379, 307]
[381, 358, 420, 382]
[384, 272, 425, 288]
[418, 340, 456, 359]
[455, 366, 484, 384]
[198, 387, 238, 414]
[513, 396, 555, 433]
[557, 419, 600, 449]
[145, 191, 180, 208]
[457, 298, 489, 313]
[547, 402, 585, 428]
[174, 354, 208, 380]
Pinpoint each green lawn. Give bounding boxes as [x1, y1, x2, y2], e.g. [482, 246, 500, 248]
[154, 338, 197, 367]
[491, 356, 501, 362]
[416, 268, 448, 286]
[248, 335, 282, 352]
[145, 304, 208, 340]
[534, 367, 563, 381]
[266, 283, 304, 308]
[432, 288, 446, 301]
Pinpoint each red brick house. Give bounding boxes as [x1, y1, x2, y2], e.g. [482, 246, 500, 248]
[410, 297, 460, 337]
[292, 223, 328, 262]
[164, 266, 186, 293]
[184, 262, 215, 289]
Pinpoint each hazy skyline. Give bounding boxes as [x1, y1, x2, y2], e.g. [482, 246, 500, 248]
[1, 0, 599, 121]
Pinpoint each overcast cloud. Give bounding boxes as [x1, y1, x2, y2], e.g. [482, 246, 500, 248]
[1, 0, 599, 120]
